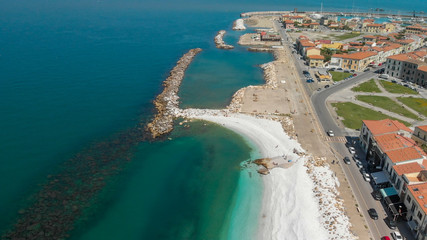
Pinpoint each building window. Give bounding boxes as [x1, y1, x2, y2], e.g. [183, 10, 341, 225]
[418, 211, 423, 220]
[396, 179, 401, 190]
[411, 203, 416, 213]
[407, 195, 412, 203]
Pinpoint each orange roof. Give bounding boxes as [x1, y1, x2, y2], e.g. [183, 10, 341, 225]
[363, 19, 375, 23]
[290, 16, 303, 19]
[387, 147, 423, 163]
[332, 51, 377, 60]
[363, 119, 413, 136]
[375, 133, 417, 152]
[387, 53, 410, 61]
[284, 20, 294, 24]
[393, 162, 424, 176]
[364, 35, 376, 39]
[418, 125, 427, 132]
[419, 66, 427, 72]
[306, 47, 318, 50]
[397, 39, 415, 44]
[300, 40, 316, 47]
[310, 22, 320, 25]
[309, 55, 325, 60]
[367, 24, 383, 27]
[408, 183, 427, 214]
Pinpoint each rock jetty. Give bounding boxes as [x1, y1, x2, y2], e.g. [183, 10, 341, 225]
[232, 19, 246, 30]
[146, 48, 202, 139]
[214, 30, 234, 49]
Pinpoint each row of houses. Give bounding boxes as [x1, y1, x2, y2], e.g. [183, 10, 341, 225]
[360, 119, 427, 239]
[384, 50, 427, 87]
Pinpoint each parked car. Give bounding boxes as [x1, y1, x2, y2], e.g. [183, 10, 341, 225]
[391, 231, 402, 240]
[351, 70, 355, 73]
[379, 74, 389, 79]
[303, 70, 309, 74]
[327, 130, 334, 137]
[348, 147, 356, 154]
[324, 85, 330, 88]
[353, 73, 357, 77]
[356, 160, 363, 169]
[343, 156, 351, 164]
[330, 68, 336, 71]
[337, 68, 343, 70]
[368, 208, 378, 220]
[364, 68, 370, 72]
[352, 154, 360, 161]
[387, 218, 397, 230]
[344, 70, 350, 73]
[392, 80, 397, 83]
[381, 237, 391, 240]
[306, 79, 314, 83]
[363, 172, 371, 182]
[372, 190, 382, 200]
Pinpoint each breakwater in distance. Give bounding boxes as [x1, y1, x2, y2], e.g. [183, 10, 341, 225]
[214, 30, 234, 50]
[146, 48, 202, 139]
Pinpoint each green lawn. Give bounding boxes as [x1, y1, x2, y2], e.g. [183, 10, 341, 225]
[397, 97, 427, 117]
[351, 79, 381, 93]
[356, 95, 421, 120]
[379, 80, 419, 94]
[334, 32, 363, 41]
[330, 71, 352, 82]
[332, 102, 410, 129]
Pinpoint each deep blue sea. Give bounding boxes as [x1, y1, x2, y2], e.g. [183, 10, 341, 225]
[0, 1, 425, 239]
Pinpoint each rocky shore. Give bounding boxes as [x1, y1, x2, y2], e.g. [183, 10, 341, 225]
[232, 19, 246, 30]
[146, 48, 202, 139]
[214, 30, 234, 49]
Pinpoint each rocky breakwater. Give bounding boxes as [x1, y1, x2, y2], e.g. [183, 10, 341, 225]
[214, 30, 234, 50]
[232, 19, 246, 30]
[146, 48, 202, 139]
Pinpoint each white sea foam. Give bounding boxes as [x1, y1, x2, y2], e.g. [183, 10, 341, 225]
[179, 109, 355, 240]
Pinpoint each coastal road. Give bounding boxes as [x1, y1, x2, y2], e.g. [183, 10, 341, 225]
[311, 71, 376, 136]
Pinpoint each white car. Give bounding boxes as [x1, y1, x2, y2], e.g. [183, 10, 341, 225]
[391, 231, 402, 240]
[356, 161, 363, 169]
[327, 130, 334, 137]
[363, 173, 371, 182]
[349, 147, 356, 154]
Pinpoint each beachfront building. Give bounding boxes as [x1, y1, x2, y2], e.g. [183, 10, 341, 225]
[404, 183, 427, 239]
[296, 36, 316, 55]
[315, 69, 331, 81]
[360, 119, 413, 167]
[307, 55, 324, 68]
[401, 59, 427, 83]
[330, 51, 378, 71]
[260, 32, 281, 41]
[406, 25, 427, 35]
[310, 22, 319, 30]
[413, 126, 427, 145]
[283, 20, 295, 30]
[416, 66, 427, 88]
[372, 43, 402, 63]
[363, 23, 384, 33]
[305, 47, 320, 58]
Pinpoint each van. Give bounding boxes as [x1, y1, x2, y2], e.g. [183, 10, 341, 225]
[379, 74, 389, 79]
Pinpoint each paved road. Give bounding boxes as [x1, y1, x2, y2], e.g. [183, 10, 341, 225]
[273, 22, 415, 240]
[311, 71, 376, 136]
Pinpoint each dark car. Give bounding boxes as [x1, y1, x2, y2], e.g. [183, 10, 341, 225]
[372, 190, 382, 200]
[343, 157, 351, 165]
[364, 68, 370, 72]
[392, 80, 397, 83]
[303, 70, 309, 74]
[330, 68, 336, 71]
[368, 208, 378, 220]
[344, 70, 350, 73]
[306, 79, 314, 83]
[387, 218, 397, 230]
[337, 68, 343, 71]
[324, 85, 330, 88]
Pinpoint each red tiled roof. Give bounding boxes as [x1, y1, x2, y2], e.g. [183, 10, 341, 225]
[396, 39, 415, 44]
[363, 119, 413, 136]
[418, 125, 427, 132]
[375, 133, 417, 152]
[300, 40, 316, 47]
[309, 55, 324, 60]
[284, 20, 294, 24]
[387, 53, 411, 61]
[367, 24, 383, 27]
[393, 162, 424, 176]
[408, 183, 427, 214]
[332, 51, 377, 60]
[310, 22, 320, 25]
[387, 147, 423, 163]
[419, 66, 427, 72]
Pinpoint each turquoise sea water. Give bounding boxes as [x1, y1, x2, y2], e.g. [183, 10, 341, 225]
[1, 1, 425, 239]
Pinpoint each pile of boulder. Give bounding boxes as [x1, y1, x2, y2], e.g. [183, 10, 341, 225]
[146, 48, 202, 139]
[214, 30, 234, 49]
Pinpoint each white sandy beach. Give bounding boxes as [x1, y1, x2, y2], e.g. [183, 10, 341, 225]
[179, 109, 355, 240]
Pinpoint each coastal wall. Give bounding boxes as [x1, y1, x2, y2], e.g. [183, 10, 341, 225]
[214, 30, 234, 49]
[146, 48, 202, 139]
[241, 11, 290, 17]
